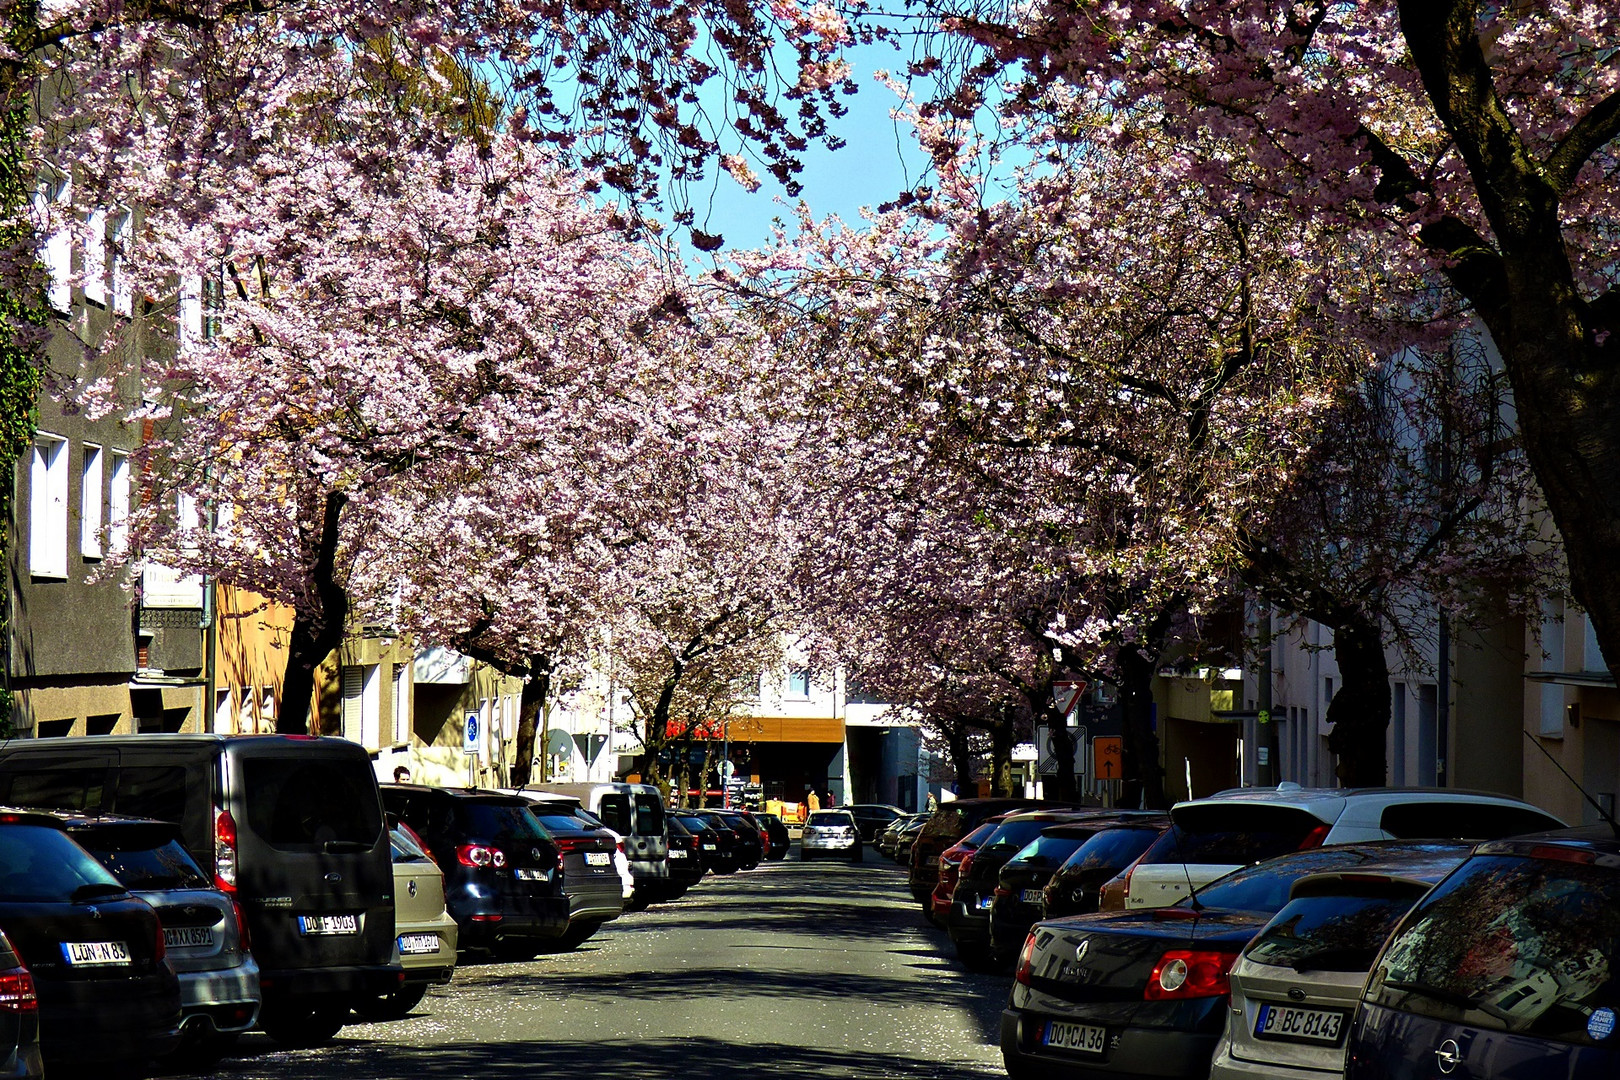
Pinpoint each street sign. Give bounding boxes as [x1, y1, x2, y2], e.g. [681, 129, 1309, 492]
[463, 713, 480, 756]
[1053, 680, 1088, 717]
[1092, 736, 1124, 781]
[1035, 724, 1086, 775]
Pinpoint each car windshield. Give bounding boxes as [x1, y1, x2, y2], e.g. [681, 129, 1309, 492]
[1057, 827, 1163, 875]
[634, 793, 665, 836]
[1007, 834, 1089, 868]
[75, 826, 210, 890]
[459, 801, 547, 840]
[1144, 805, 1326, 866]
[1368, 854, 1620, 1046]
[1246, 890, 1422, 972]
[0, 824, 126, 902]
[808, 812, 851, 827]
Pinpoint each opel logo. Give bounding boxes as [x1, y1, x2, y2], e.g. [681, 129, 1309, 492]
[1075, 939, 1090, 962]
[1435, 1039, 1462, 1075]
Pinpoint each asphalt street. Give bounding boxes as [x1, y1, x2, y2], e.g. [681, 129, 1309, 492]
[171, 848, 1010, 1079]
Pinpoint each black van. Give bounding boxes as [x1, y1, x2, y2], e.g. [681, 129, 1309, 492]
[0, 735, 398, 1046]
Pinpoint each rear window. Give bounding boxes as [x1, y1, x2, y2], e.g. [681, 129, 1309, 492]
[1148, 805, 1326, 866]
[1368, 854, 1620, 1046]
[458, 801, 547, 840]
[530, 812, 592, 834]
[0, 824, 125, 903]
[809, 812, 852, 827]
[73, 827, 210, 891]
[984, 818, 1062, 853]
[666, 817, 692, 837]
[1007, 834, 1088, 868]
[1059, 827, 1163, 874]
[241, 757, 383, 852]
[1379, 802, 1562, 841]
[113, 767, 189, 824]
[390, 826, 433, 865]
[2, 766, 107, 812]
[1188, 858, 1344, 915]
[1246, 891, 1421, 973]
[634, 793, 665, 836]
[920, 806, 965, 841]
[596, 794, 631, 834]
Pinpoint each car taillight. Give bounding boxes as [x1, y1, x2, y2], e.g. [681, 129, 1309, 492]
[0, 967, 36, 1013]
[1099, 867, 1130, 911]
[214, 809, 238, 893]
[456, 844, 507, 868]
[232, 900, 252, 951]
[1296, 823, 1331, 850]
[1143, 950, 1239, 1000]
[153, 918, 167, 963]
[958, 852, 977, 879]
[1014, 933, 1038, 986]
[993, 886, 1013, 899]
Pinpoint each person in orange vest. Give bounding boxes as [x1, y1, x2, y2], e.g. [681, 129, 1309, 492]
[806, 789, 821, 814]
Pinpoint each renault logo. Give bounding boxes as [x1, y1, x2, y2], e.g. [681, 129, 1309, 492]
[1075, 939, 1090, 962]
[532, 848, 542, 860]
[1435, 1039, 1462, 1075]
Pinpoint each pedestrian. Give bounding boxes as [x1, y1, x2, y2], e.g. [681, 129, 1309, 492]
[926, 791, 937, 812]
[806, 789, 820, 813]
[393, 765, 410, 784]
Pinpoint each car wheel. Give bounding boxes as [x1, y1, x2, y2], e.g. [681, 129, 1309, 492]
[351, 982, 429, 1022]
[259, 1000, 348, 1047]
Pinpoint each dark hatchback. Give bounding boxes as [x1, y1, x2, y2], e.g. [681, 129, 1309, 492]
[663, 816, 708, 895]
[843, 804, 906, 844]
[707, 811, 764, 869]
[0, 929, 40, 1080]
[911, 799, 1049, 911]
[1346, 828, 1620, 1080]
[0, 810, 182, 1068]
[1041, 821, 1170, 920]
[672, 811, 737, 874]
[1001, 842, 1473, 1080]
[510, 796, 625, 947]
[990, 814, 1169, 964]
[755, 814, 791, 861]
[949, 810, 1110, 967]
[379, 787, 568, 960]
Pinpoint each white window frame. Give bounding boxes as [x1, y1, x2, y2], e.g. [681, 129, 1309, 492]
[108, 450, 131, 555]
[80, 443, 103, 558]
[29, 433, 69, 579]
[392, 663, 411, 746]
[109, 208, 132, 316]
[36, 177, 71, 312]
[214, 687, 234, 733]
[84, 208, 107, 307]
[1539, 599, 1566, 737]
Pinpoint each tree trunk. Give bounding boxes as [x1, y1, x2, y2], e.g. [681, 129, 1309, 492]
[1325, 614, 1391, 786]
[945, 722, 975, 794]
[642, 667, 682, 787]
[699, 737, 719, 808]
[277, 492, 348, 734]
[1036, 685, 1079, 802]
[988, 708, 1016, 797]
[1118, 646, 1168, 809]
[509, 659, 550, 788]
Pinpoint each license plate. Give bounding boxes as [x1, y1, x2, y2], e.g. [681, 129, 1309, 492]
[298, 914, 359, 935]
[975, 895, 992, 911]
[1042, 1020, 1106, 1055]
[164, 926, 215, 949]
[398, 933, 440, 955]
[63, 940, 130, 966]
[702, 844, 717, 851]
[668, 849, 688, 859]
[1020, 889, 1044, 903]
[515, 868, 551, 881]
[584, 851, 610, 866]
[1255, 1003, 1346, 1044]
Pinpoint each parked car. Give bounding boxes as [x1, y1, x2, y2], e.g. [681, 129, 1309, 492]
[949, 810, 1106, 967]
[353, 823, 457, 1021]
[0, 734, 399, 1047]
[989, 814, 1167, 965]
[1100, 783, 1565, 910]
[1000, 841, 1473, 1080]
[1209, 856, 1465, 1080]
[504, 792, 627, 939]
[379, 786, 569, 960]
[60, 813, 259, 1053]
[710, 810, 766, 869]
[802, 810, 862, 862]
[672, 810, 738, 874]
[910, 799, 1047, 910]
[932, 819, 1010, 925]
[878, 813, 926, 859]
[662, 815, 708, 895]
[1040, 820, 1169, 920]
[0, 928, 41, 1080]
[894, 815, 929, 864]
[1345, 827, 1620, 1080]
[0, 809, 182, 1069]
[842, 804, 907, 844]
[533, 783, 669, 906]
[754, 813, 791, 861]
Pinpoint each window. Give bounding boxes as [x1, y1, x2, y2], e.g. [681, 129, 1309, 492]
[1582, 611, 1609, 674]
[1540, 599, 1566, 737]
[29, 433, 68, 578]
[0, 825, 123, 903]
[177, 492, 200, 534]
[202, 263, 225, 339]
[787, 669, 811, 698]
[1246, 889, 1422, 973]
[341, 664, 381, 749]
[109, 208, 132, 316]
[108, 451, 131, 555]
[260, 688, 276, 729]
[83, 208, 107, 307]
[36, 177, 71, 311]
[1391, 682, 1407, 785]
[392, 664, 411, 746]
[80, 443, 103, 558]
[241, 757, 383, 851]
[214, 688, 234, 732]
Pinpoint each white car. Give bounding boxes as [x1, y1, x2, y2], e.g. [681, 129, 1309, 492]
[801, 810, 862, 862]
[1104, 782, 1564, 910]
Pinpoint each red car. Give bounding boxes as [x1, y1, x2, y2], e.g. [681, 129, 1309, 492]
[929, 819, 1006, 925]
